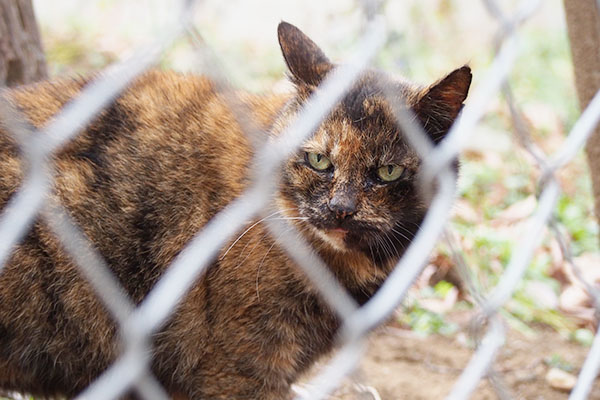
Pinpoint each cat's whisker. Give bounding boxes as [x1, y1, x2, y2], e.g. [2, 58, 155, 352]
[385, 232, 400, 259]
[373, 235, 392, 264]
[391, 228, 410, 251]
[404, 220, 422, 231]
[220, 210, 282, 260]
[382, 230, 401, 260]
[220, 208, 298, 259]
[368, 242, 377, 266]
[255, 241, 278, 300]
[382, 238, 394, 263]
[256, 221, 301, 299]
[233, 230, 271, 270]
[390, 231, 407, 252]
[378, 231, 392, 256]
[395, 222, 418, 237]
[391, 227, 412, 243]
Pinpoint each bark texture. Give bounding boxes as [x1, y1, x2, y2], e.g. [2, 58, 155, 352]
[564, 0, 600, 233]
[0, 0, 47, 87]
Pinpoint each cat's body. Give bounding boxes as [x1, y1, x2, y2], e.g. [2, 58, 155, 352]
[0, 23, 470, 399]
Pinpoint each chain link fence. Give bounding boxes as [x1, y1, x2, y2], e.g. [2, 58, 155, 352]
[1, 0, 599, 399]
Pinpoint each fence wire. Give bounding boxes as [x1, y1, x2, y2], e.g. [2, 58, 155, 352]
[0, 0, 600, 399]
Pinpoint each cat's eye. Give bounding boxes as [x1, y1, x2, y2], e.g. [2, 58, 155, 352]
[376, 164, 404, 182]
[306, 152, 332, 171]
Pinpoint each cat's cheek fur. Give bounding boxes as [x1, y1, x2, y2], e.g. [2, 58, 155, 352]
[282, 164, 329, 212]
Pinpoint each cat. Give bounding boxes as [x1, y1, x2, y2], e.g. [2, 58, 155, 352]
[0, 22, 471, 399]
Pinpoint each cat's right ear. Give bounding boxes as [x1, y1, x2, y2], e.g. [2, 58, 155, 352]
[414, 66, 472, 144]
[278, 22, 333, 87]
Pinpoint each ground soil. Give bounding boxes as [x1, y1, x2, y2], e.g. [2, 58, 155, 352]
[2, 319, 597, 400]
[303, 320, 600, 400]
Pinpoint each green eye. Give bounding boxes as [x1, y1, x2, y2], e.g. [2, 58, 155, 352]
[377, 164, 404, 182]
[306, 152, 332, 171]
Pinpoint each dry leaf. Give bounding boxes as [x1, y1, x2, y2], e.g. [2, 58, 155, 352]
[494, 195, 537, 225]
[452, 199, 480, 224]
[559, 285, 596, 325]
[569, 253, 600, 287]
[420, 287, 459, 314]
[545, 368, 576, 392]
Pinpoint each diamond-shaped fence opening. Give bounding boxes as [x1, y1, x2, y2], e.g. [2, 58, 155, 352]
[1, 0, 600, 399]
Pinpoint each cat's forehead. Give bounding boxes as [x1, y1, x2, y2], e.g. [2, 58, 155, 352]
[305, 73, 417, 157]
[339, 70, 419, 116]
[304, 115, 415, 167]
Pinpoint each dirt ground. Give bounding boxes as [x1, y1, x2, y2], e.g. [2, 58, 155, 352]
[304, 321, 600, 400]
[2, 320, 597, 400]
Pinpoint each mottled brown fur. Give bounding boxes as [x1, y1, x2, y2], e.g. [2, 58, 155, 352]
[0, 22, 471, 399]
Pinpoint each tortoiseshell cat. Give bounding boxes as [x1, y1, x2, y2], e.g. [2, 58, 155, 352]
[0, 22, 471, 399]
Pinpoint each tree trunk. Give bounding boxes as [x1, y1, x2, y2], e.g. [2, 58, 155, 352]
[0, 0, 47, 86]
[563, 0, 600, 234]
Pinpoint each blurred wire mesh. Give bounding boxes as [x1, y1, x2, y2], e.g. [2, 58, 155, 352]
[1, 0, 600, 399]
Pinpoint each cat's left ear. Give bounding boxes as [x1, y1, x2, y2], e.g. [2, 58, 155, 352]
[414, 66, 472, 143]
[278, 22, 334, 87]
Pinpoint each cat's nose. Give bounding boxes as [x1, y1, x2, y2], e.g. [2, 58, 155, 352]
[328, 192, 356, 220]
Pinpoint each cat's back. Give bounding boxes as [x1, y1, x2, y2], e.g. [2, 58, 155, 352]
[2, 72, 286, 292]
[2, 69, 285, 197]
[0, 70, 287, 261]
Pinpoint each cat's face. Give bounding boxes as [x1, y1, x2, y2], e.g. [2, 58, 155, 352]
[275, 22, 471, 266]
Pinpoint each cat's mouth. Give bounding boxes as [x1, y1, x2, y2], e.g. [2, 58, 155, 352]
[306, 215, 419, 266]
[317, 227, 350, 250]
[324, 227, 349, 242]
[309, 218, 382, 251]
